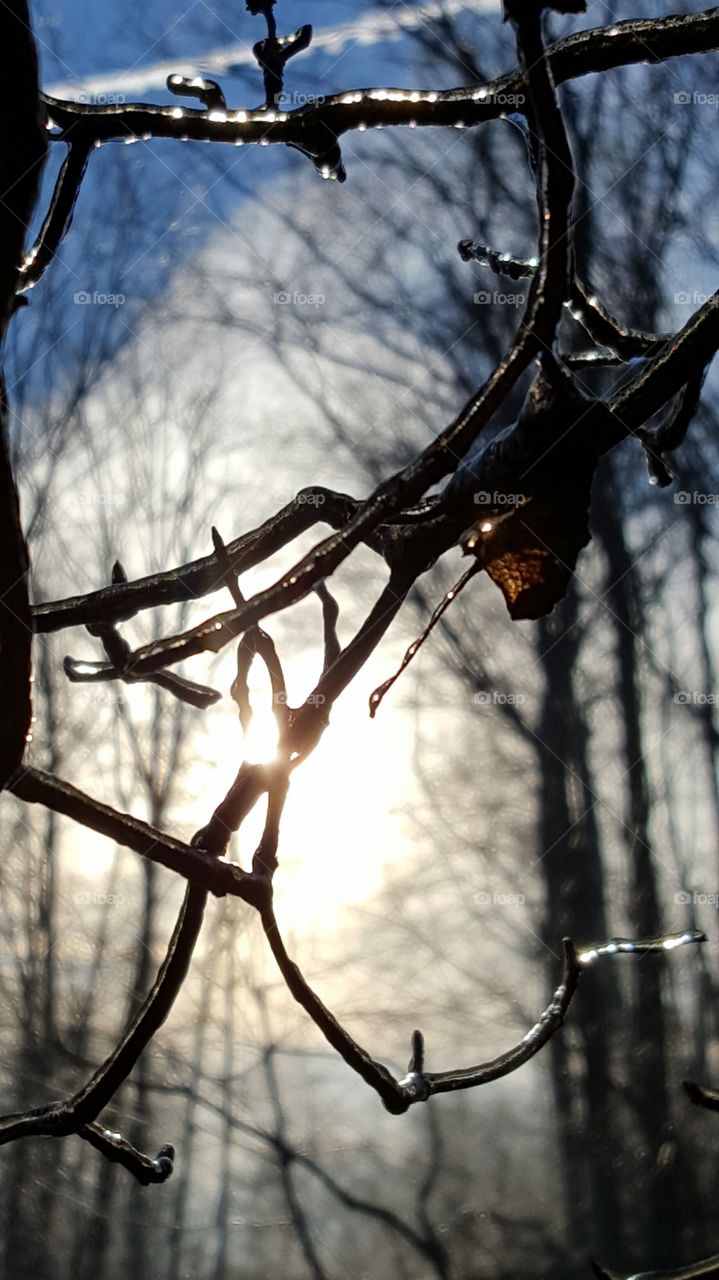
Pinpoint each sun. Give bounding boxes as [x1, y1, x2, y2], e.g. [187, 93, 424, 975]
[195, 647, 415, 934]
[60, 641, 415, 936]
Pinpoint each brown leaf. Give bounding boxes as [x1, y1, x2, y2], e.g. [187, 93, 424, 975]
[464, 480, 593, 621]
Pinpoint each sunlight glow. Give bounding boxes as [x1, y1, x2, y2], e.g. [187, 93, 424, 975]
[195, 649, 415, 932]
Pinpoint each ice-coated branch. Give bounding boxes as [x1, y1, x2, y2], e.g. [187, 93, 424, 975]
[39, 11, 719, 158]
[80, 1125, 175, 1185]
[4, 0, 719, 1200]
[33, 488, 368, 633]
[0, 876, 207, 1153]
[459, 238, 669, 360]
[7, 766, 266, 905]
[260, 923, 704, 1114]
[64, 561, 221, 707]
[18, 139, 90, 293]
[22, 10, 717, 292]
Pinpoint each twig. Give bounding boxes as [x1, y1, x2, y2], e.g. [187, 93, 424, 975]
[39, 12, 719, 156]
[260, 915, 704, 1113]
[33, 488, 366, 633]
[80, 1124, 175, 1185]
[458, 240, 668, 361]
[7, 766, 265, 905]
[0, 879, 206, 1145]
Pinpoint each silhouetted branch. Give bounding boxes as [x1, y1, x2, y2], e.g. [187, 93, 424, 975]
[39, 11, 719, 161]
[5, 0, 719, 1202]
[33, 488, 367, 632]
[80, 1125, 175, 1185]
[211, 525, 289, 734]
[458, 239, 669, 361]
[0, 1, 46, 785]
[7, 766, 265, 905]
[18, 139, 90, 293]
[260, 912, 704, 1113]
[0, 878, 206, 1150]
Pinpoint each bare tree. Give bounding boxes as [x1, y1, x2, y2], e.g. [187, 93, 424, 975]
[1, 2, 719, 1277]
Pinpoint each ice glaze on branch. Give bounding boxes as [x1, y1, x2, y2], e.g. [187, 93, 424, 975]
[259, 923, 704, 1114]
[6, 0, 719, 1197]
[21, 9, 718, 299]
[39, 10, 719, 153]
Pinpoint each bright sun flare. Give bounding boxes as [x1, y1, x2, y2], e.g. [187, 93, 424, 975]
[64, 648, 414, 936]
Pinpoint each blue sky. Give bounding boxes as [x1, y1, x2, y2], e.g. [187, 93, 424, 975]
[37, 2, 493, 99]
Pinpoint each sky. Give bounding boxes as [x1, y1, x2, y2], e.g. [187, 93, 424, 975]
[19, 0, 719, 957]
[9, 12, 718, 1254]
[40, 1, 497, 100]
